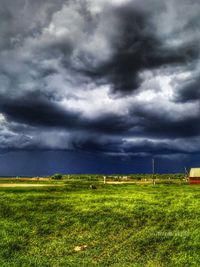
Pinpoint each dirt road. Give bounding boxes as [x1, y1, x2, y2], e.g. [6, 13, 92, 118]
[0, 183, 61, 187]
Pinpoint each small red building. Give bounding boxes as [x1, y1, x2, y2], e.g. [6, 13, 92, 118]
[189, 168, 200, 184]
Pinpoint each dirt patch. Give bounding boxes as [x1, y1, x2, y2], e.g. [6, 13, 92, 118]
[0, 183, 61, 187]
[106, 181, 151, 184]
[74, 245, 88, 252]
[0, 177, 50, 181]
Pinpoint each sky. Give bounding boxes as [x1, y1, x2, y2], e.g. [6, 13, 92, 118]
[0, 0, 200, 175]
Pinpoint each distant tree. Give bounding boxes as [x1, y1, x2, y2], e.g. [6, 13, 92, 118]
[52, 173, 63, 180]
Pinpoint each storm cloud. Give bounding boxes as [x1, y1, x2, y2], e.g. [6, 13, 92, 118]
[1, 0, 200, 164]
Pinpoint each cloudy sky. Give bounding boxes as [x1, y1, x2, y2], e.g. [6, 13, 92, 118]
[0, 0, 200, 175]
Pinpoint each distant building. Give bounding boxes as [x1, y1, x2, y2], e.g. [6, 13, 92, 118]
[189, 168, 200, 184]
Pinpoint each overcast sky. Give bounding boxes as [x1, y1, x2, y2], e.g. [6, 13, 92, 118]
[0, 0, 200, 174]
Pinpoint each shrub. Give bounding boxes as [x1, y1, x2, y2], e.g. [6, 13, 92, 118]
[52, 173, 63, 180]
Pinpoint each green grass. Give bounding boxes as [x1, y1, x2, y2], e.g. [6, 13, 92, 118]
[0, 179, 200, 266]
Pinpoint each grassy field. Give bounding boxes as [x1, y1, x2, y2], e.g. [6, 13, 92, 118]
[0, 177, 199, 267]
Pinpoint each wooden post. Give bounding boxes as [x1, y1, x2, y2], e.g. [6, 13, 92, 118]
[152, 158, 155, 185]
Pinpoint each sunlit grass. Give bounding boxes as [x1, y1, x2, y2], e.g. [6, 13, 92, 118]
[0, 179, 200, 266]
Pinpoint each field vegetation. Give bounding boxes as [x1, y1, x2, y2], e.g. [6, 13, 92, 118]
[0, 174, 199, 267]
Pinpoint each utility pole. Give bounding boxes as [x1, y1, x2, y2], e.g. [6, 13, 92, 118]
[152, 158, 155, 185]
[184, 167, 188, 182]
[184, 167, 188, 176]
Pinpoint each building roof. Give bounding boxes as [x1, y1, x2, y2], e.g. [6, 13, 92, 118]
[189, 168, 200, 178]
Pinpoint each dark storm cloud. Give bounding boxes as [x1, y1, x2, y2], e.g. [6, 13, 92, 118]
[173, 74, 200, 103]
[0, 89, 132, 135]
[33, 0, 199, 96]
[87, 3, 198, 95]
[66, 133, 198, 157]
[129, 105, 200, 138]
[1, 0, 200, 158]
[0, 0, 65, 50]
[87, 113, 133, 135]
[64, 1, 199, 96]
[71, 135, 122, 153]
[0, 91, 82, 128]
